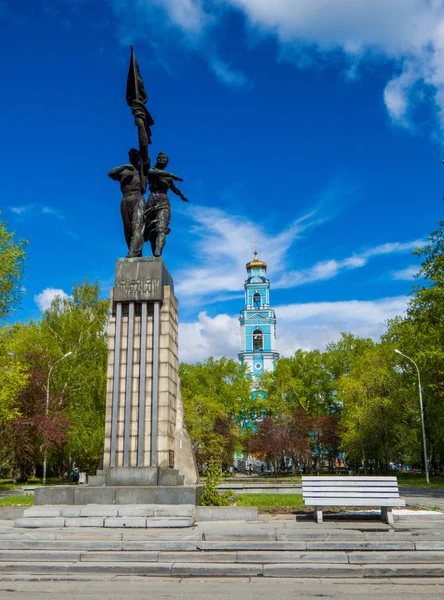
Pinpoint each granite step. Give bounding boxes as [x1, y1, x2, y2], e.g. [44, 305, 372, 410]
[15, 505, 195, 529]
[1, 560, 444, 579]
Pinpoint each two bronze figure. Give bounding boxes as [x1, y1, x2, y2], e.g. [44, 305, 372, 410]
[109, 47, 189, 258]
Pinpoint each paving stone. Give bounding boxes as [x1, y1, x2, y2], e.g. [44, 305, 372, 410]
[0, 561, 72, 572]
[123, 541, 198, 551]
[171, 562, 263, 577]
[307, 541, 416, 551]
[64, 518, 104, 528]
[145, 517, 194, 528]
[390, 577, 444, 584]
[56, 529, 122, 538]
[161, 551, 237, 563]
[154, 505, 195, 517]
[112, 576, 183, 583]
[60, 507, 82, 518]
[80, 506, 118, 517]
[23, 509, 61, 518]
[349, 551, 444, 564]
[179, 577, 252, 583]
[195, 507, 258, 521]
[0, 550, 81, 562]
[197, 541, 307, 551]
[80, 551, 158, 562]
[336, 522, 391, 530]
[69, 561, 173, 575]
[416, 541, 444, 550]
[0, 532, 57, 540]
[276, 531, 364, 541]
[15, 518, 65, 529]
[362, 563, 444, 577]
[104, 518, 146, 528]
[0, 574, 120, 582]
[236, 551, 349, 564]
[117, 507, 154, 517]
[203, 531, 276, 541]
[0, 540, 124, 550]
[263, 563, 363, 578]
[122, 531, 200, 541]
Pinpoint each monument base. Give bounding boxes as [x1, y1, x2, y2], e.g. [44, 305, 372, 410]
[34, 483, 203, 506]
[88, 467, 184, 487]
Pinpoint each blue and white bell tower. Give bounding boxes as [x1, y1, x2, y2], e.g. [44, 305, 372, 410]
[238, 251, 280, 381]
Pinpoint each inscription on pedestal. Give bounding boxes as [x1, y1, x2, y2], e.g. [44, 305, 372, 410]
[113, 257, 174, 303]
[115, 277, 160, 299]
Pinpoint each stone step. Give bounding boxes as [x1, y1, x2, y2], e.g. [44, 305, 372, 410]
[1, 561, 444, 578]
[15, 516, 195, 529]
[0, 548, 444, 565]
[15, 504, 196, 529]
[23, 504, 195, 518]
[3, 538, 444, 552]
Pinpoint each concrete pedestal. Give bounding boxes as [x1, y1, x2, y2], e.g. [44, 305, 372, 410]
[36, 257, 201, 508]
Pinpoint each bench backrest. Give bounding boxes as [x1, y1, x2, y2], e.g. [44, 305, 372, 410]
[302, 476, 401, 500]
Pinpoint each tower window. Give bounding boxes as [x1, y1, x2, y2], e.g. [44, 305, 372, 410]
[253, 293, 261, 309]
[253, 329, 263, 351]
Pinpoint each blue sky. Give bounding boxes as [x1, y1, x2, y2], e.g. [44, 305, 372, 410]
[2, 0, 443, 362]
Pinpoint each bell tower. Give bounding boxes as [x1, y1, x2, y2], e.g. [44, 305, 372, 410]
[238, 251, 280, 381]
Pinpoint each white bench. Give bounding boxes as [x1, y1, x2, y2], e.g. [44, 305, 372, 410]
[302, 476, 406, 524]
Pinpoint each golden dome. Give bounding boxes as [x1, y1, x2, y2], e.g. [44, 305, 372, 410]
[246, 251, 267, 271]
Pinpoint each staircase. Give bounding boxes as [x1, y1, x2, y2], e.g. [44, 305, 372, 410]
[3, 514, 444, 580]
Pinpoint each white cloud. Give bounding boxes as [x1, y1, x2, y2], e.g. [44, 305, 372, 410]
[392, 265, 419, 281]
[34, 288, 70, 311]
[175, 204, 322, 304]
[276, 296, 408, 355]
[123, 0, 444, 136]
[175, 199, 422, 305]
[274, 239, 425, 288]
[209, 57, 250, 88]
[10, 205, 65, 219]
[42, 207, 65, 220]
[226, 0, 444, 131]
[179, 311, 241, 363]
[11, 205, 33, 215]
[178, 296, 408, 363]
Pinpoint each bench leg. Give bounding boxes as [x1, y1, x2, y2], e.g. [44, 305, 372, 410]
[314, 507, 323, 524]
[381, 507, 394, 525]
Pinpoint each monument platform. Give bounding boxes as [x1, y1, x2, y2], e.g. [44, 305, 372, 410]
[37, 257, 202, 508]
[34, 485, 202, 506]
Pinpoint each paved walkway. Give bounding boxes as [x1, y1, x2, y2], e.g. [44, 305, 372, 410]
[401, 487, 444, 511]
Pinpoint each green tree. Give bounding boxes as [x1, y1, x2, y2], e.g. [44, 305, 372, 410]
[179, 357, 252, 468]
[324, 333, 375, 381]
[260, 349, 336, 417]
[7, 282, 109, 476]
[0, 327, 28, 427]
[338, 343, 414, 474]
[0, 214, 27, 320]
[385, 221, 444, 471]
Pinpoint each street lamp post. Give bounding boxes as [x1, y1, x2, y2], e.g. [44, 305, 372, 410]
[43, 351, 73, 485]
[394, 349, 430, 484]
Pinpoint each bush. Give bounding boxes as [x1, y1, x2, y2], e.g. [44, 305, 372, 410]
[200, 457, 233, 506]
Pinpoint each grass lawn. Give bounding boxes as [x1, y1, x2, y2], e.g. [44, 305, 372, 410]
[235, 493, 306, 514]
[0, 478, 69, 491]
[0, 495, 34, 506]
[396, 473, 444, 488]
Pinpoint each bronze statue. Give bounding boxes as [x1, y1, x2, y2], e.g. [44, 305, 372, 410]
[108, 47, 189, 258]
[146, 152, 189, 257]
